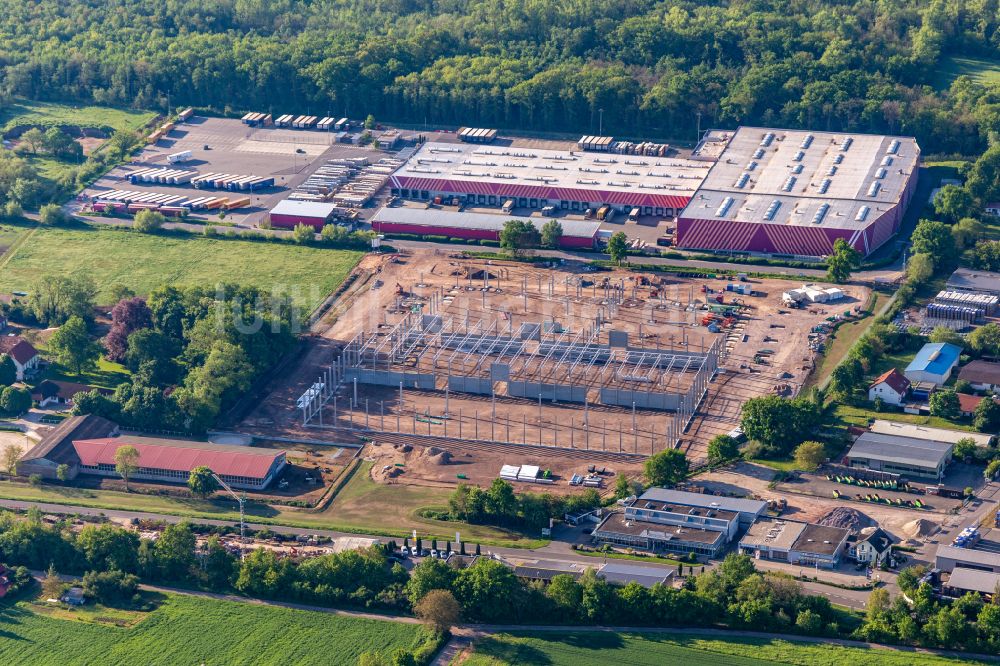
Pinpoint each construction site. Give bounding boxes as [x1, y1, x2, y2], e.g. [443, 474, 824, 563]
[250, 252, 869, 470]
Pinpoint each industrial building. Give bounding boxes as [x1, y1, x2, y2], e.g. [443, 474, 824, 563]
[845, 431, 953, 480]
[738, 519, 851, 569]
[17, 415, 286, 490]
[371, 207, 601, 249]
[268, 200, 339, 229]
[591, 488, 766, 558]
[868, 419, 994, 447]
[904, 342, 962, 386]
[936, 543, 1000, 574]
[947, 268, 1000, 297]
[388, 141, 707, 216]
[677, 127, 919, 257]
[944, 568, 1000, 598]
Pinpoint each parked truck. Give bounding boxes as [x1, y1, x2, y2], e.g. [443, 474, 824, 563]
[167, 150, 192, 164]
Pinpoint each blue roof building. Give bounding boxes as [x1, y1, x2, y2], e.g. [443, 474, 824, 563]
[904, 343, 962, 386]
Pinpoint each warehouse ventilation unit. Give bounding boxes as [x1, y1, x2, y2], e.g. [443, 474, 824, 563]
[887, 139, 900, 154]
[800, 134, 814, 149]
[875, 167, 887, 179]
[735, 173, 750, 188]
[881, 156, 893, 167]
[716, 197, 735, 217]
[793, 150, 805, 162]
[782, 176, 797, 192]
[812, 203, 830, 224]
[834, 154, 844, 164]
[764, 200, 782, 221]
[867, 182, 881, 197]
[855, 205, 871, 222]
[826, 165, 838, 176]
[746, 160, 758, 171]
[753, 148, 766, 159]
[818, 178, 832, 194]
[760, 132, 775, 147]
[840, 137, 853, 151]
[791, 164, 804, 174]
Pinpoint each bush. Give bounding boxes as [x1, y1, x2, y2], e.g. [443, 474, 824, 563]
[422, 235, 448, 242]
[39, 203, 68, 226]
[133, 209, 165, 233]
[82, 569, 140, 605]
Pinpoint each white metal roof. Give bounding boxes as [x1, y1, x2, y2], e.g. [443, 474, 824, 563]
[269, 199, 338, 219]
[681, 126, 919, 230]
[372, 206, 601, 239]
[638, 487, 767, 516]
[870, 420, 993, 447]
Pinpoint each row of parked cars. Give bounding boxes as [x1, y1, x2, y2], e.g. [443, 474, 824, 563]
[399, 546, 455, 560]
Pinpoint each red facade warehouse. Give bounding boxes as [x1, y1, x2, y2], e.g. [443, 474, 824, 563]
[372, 207, 600, 249]
[268, 199, 338, 229]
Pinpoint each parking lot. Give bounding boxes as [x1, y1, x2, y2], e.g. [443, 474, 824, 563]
[82, 116, 386, 226]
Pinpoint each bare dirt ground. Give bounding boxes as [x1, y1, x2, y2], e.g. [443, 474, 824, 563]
[697, 461, 954, 539]
[239, 251, 868, 468]
[365, 439, 645, 493]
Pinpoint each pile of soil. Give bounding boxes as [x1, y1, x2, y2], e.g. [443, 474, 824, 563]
[425, 448, 452, 465]
[816, 507, 876, 533]
[902, 518, 938, 539]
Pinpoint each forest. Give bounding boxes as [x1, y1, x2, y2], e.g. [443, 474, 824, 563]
[0, 0, 998, 156]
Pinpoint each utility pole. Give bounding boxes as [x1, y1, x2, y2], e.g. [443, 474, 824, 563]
[212, 472, 247, 560]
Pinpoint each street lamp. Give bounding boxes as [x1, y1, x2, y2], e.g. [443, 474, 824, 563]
[599, 108, 604, 136]
[211, 472, 247, 559]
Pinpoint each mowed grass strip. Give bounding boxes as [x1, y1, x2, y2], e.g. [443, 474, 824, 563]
[0, 99, 156, 133]
[0, 226, 364, 311]
[464, 632, 985, 666]
[0, 593, 421, 666]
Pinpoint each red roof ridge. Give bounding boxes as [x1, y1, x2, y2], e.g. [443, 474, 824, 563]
[869, 368, 910, 393]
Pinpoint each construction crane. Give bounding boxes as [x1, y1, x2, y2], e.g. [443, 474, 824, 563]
[210, 472, 247, 559]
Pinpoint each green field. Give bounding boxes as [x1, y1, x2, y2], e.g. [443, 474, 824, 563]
[0, 592, 422, 665]
[464, 631, 985, 666]
[933, 55, 1000, 90]
[0, 225, 364, 310]
[0, 99, 156, 133]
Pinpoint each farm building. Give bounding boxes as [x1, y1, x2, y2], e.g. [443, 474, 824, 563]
[17, 415, 286, 490]
[904, 342, 962, 386]
[959, 360, 1000, 392]
[371, 207, 601, 249]
[738, 519, 851, 569]
[268, 200, 339, 229]
[868, 369, 910, 406]
[947, 268, 1000, 297]
[677, 127, 919, 257]
[388, 141, 707, 216]
[845, 431, 953, 480]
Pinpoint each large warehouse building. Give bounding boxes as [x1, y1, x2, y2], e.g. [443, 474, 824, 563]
[18, 415, 287, 490]
[677, 127, 919, 257]
[388, 142, 707, 216]
[371, 207, 600, 249]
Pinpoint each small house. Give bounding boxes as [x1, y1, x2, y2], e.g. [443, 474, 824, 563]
[958, 360, 1000, 393]
[0, 336, 40, 381]
[868, 369, 910, 406]
[849, 527, 894, 567]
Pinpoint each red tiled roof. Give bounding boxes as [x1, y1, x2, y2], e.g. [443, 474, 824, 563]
[0, 337, 38, 365]
[869, 368, 910, 395]
[72, 438, 283, 479]
[958, 394, 984, 414]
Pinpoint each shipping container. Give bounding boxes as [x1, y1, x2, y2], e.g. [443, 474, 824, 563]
[178, 108, 195, 122]
[225, 196, 251, 210]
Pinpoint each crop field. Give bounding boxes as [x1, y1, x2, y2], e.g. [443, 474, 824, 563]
[0, 99, 156, 133]
[464, 632, 986, 666]
[0, 225, 364, 310]
[933, 55, 1000, 89]
[0, 592, 422, 665]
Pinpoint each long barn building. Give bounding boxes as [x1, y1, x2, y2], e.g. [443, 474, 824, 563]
[677, 127, 919, 258]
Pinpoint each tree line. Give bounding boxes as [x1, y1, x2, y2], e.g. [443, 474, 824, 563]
[4, 508, 1000, 655]
[0, 1, 997, 157]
